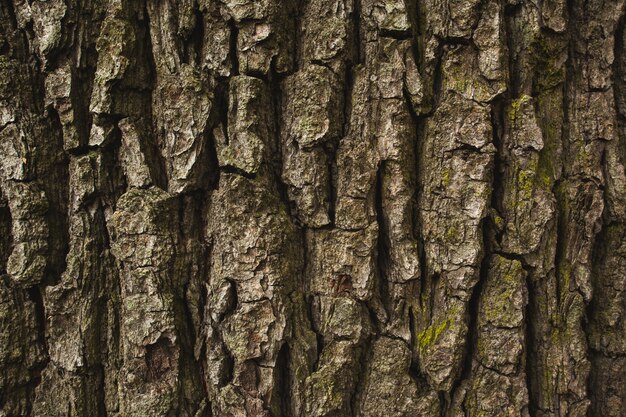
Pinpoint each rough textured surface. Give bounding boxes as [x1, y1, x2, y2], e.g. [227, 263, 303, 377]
[0, 0, 625, 416]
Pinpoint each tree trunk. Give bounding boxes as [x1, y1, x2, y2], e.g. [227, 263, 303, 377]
[0, 0, 624, 416]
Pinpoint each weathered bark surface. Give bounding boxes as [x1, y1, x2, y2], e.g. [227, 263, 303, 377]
[0, 0, 625, 416]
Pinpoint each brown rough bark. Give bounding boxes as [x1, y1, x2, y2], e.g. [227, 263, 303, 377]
[0, 0, 625, 416]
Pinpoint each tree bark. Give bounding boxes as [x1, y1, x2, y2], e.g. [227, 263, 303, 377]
[0, 0, 625, 416]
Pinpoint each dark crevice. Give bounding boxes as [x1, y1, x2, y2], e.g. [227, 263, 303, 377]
[406, 307, 431, 390]
[181, 7, 205, 66]
[553, 184, 568, 310]
[215, 78, 230, 142]
[301, 226, 324, 375]
[407, 308, 421, 380]
[333, 61, 358, 225]
[27, 286, 48, 364]
[205, 128, 222, 191]
[0, 192, 13, 275]
[217, 294, 237, 388]
[308, 294, 324, 373]
[67, 0, 112, 149]
[431, 42, 447, 110]
[310, 59, 336, 74]
[0, 1, 19, 56]
[446, 141, 484, 154]
[414, 159, 436, 351]
[353, 0, 363, 64]
[222, 278, 239, 320]
[95, 363, 108, 417]
[379, 29, 412, 40]
[142, 7, 170, 191]
[269, 61, 299, 223]
[241, 68, 271, 82]
[325, 144, 338, 227]
[178, 192, 212, 408]
[349, 339, 373, 417]
[69, 66, 96, 149]
[219, 165, 257, 179]
[438, 36, 472, 46]
[26, 284, 51, 412]
[374, 161, 390, 323]
[274, 343, 293, 417]
[39, 87, 70, 291]
[228, 20, 240, 76]
[409, 0, 426, 74]
[438, 391, 447, 417]
[504, 2, 522, 98]
[402, 83, 430, 325]
[201, 78, 225, 192]
[490, 95, 506, 243]
[445, 217, 491, 416]
[191, 9, 206, 67]
[64, 136, 120, 156]
[521, 261, 539, 417]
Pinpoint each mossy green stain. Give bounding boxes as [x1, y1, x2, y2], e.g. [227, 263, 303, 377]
[446, 225, 459, 241]
[508, 95, 533, 125]
[517, 167, 535, 200]
[483, 259, 523, 325]
[418, 319, 450, 349]
[442, 168, 451, 187]
[492, 211, 504, 231]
